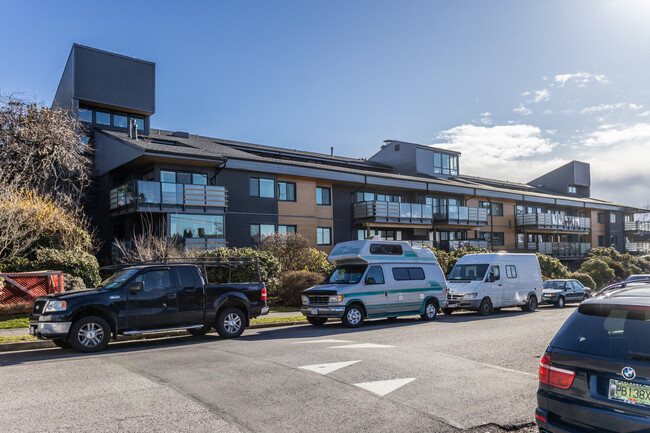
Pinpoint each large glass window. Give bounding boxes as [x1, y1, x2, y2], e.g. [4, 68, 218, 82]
[176, 172, 192, 185]
[170, 214, 224, 238]
[113, 114, 128, 128]
[610, 213, 617, 224]
[250, 177, 275, 198]
[448, 264, 489, 281]
[133, 116, 144, 131]
[479, 201, 504, 216]
[95, 111, 110, 125]
[250, 224, 275, 244]
[193, 174, 208, 185]
[78, 107, 93, 123]
[277, 225, 297, 234]
[316, 187, 331, 205]
[433, 152, 459, 176]
[277, 182, 296, 201]
[161, 170, 176, 183]
[317, 227, 332, 245]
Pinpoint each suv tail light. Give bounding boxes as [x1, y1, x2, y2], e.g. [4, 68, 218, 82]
[539, 353, 576, 390]
[261, 286, 267, 302]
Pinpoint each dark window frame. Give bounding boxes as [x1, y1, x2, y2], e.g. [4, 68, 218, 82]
[316, 186, 331, 206]
[317, 227, 332, 246]
[392, 267, 426, 281]
[277, 181, 297, 202]
[249, 176, 276, 199]
[250, 223, 276, 244]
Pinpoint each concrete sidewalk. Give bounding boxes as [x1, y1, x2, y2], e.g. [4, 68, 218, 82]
[0, 310, 302, 338]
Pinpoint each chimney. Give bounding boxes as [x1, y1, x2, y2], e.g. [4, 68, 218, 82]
[130, 119, 138, 140]
[330, 146, 334, 156]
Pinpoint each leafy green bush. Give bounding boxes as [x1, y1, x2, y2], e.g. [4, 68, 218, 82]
[197, 247, 282, 294]
[600, 256, 629, 280]
[588, 246, 623, 262]
[303, 248, 334, 275]
[536, 253, 569, 280]
[579, 258, 615, 289]
[567, 272, 597, 292]
[34, 248, 100, 287]
[63, 273, 87, 291]
[428, 247, 491, 276]
[276, 271, 324, 308]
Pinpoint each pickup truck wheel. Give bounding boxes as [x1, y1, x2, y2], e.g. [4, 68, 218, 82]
[69, 316, 111, 353]
[420, 299, 438, 321]
[307, 317, 327, 326]
[216, 308, 245, 338]
[478, 298, 492, 316]
[52, 339, 72, 349]
[187, 325, 212, 336]
[342, 304, 364, 328]
[442, 308, 454, 315]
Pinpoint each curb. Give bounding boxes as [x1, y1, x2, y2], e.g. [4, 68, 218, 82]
[0, 319, 307, 353]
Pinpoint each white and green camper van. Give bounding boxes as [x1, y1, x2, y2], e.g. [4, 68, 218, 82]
[300, 240, 448, 328]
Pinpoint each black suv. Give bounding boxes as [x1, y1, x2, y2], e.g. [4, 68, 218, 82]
[536, 283, 650, 432]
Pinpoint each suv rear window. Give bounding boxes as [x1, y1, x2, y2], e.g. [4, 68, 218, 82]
[551, 303, 650, 360]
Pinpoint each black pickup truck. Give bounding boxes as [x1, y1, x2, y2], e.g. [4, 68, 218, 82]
[29, 259, 269, 352]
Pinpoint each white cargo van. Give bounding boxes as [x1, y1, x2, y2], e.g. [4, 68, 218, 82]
[444, 253, 542, 316]
[301, 240, 448, 328]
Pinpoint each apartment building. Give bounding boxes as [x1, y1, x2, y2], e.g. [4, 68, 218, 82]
[51, 44, 648, 262]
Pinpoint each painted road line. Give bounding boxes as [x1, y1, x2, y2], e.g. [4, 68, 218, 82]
[292, 339, 355, 344]
[298, 360, 362, 375]
[354, 378, 416, 396]
[327, 343, 396, 349]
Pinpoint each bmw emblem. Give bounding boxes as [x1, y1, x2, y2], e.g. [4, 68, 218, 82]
[622, 367, 636, 380]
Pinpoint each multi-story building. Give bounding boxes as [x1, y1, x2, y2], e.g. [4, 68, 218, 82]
[51, 44, 648, 262]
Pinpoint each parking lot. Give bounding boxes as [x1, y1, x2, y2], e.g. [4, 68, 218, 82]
[0, 305, 576, 432]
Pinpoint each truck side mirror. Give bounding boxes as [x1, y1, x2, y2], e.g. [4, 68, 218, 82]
[366, 277, 376, 285]
[129, 282, 143, 293]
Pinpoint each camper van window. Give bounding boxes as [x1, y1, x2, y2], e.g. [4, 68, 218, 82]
[392, 267, 425, 281]
[365, 266, 385, 285]
[328, 265, 368, 284]
[369, 244, 403, 255]
[505, 265, 517, 278]
[448, 264, 489, 281]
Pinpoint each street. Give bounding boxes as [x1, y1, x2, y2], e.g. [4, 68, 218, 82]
[0, 305, 575, 432]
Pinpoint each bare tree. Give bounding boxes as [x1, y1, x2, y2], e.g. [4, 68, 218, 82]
[114, 215, 183, 263]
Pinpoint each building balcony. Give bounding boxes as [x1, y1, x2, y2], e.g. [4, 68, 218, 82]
[435, 205, 488, 227]
[625, 221, 650, 233]
[109, 181, 228, 214]
[515, 213, 591, 232]
[353, 201, 433, 226]
[517, 242, 591, 258]
[438, 239, 490, 251]
[626, 242, 650, 254]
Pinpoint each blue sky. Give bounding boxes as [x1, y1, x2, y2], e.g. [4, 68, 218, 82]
[1, 0, 650, 206]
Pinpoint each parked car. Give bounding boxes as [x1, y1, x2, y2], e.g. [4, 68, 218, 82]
[536, 285, 650, 432]
[625, 274, 650, 282]
[29, 259, 269, 352]
[301, 240, 447, 328]
[445, 253, 542, 315]
[541, 279, 591, 308]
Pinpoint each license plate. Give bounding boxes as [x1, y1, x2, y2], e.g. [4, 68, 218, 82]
[311, 309, 318, 315]
[609, 379, 650, 407]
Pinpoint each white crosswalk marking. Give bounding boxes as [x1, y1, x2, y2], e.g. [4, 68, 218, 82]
[354, 378, 416, 396]
[327, 343, 395, 349]
[298, 360, 362, 375]
[293, 339, 355, 344]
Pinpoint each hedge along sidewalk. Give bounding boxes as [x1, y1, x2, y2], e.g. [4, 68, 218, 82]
[0, 312, 307, 352]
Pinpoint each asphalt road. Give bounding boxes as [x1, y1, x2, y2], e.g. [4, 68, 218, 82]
[0, 305, 576, 433]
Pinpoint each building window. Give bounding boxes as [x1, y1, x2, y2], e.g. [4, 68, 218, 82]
[481, 231, 504, 246]
[250, 224, 276, 244]
[356, 191, 401, 202]
[316, 187, 331, 205]
[277, 182, 296, 201]
[170, 214, 224, 239]
[598, 235, 606, 247]
[78, 107, 93, 123]
[161, 170, 206, 185]
[278, 225, 297, 234]
[610, 213, 617, 224]
[317, 227, 332, 245]
[433, 152, 459, 176]
[192, 173, 208, 185]
[113, 114, 128, 128]
[568, 186, 577, 194]
[133, 116, 144, 131]
[249, 177, 275, 198]
[479, 201, 503, 217]
[597, 213, 605, 224]
[95, 111, 110, 125]
[515, 205, 524, 215]
[610, 236, 618, 246]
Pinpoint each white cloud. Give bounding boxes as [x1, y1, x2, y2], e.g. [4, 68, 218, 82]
[581, 122, 650, 147]
[533, 89, 550, 103]
[479, 112, 492, 117]
[580, 102, 644, 114]
[513, 104, 532, 115]
[554, 72, 609, 87]
[639, 110, 650, 117]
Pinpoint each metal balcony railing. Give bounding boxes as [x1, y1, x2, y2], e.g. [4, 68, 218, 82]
[625, 221, 650, 233]
[516, 242, 591, 257]
[626, 242, 650, 253]
[435, 205, 488, 226]
[109, 181, 228, 211]
[515, 213, 591, 232]
[353, 201, 433, 225]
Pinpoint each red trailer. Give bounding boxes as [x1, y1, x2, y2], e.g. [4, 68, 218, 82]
[0, 271, 64, 305]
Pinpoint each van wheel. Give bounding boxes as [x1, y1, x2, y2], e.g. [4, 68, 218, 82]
[522, 295, 538, 312]
[478, 298, 492, 316]
[442, 308, 454, 315]
[69, 316, 111, 353]
[342, 304, 364, 328]
[216, 308, 246, 338]
[556, 296, 565, 308]
[421, 300, 438, 321]
[307, 317, 327, 326]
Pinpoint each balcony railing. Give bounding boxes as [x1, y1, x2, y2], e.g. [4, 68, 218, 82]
[402, 240, 436, 249]
[435, 205, 488, 226]
[625, 221, 650, 233]
[353, 201, 433, 225]
[517, 242, 591, 258]
[515, 213, 591, 232]
[626, 242, 650, 254]
[112, 237, 227, 259]
[110, 181, 228, 211]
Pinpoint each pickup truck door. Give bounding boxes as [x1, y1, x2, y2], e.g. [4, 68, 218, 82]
[126, 268, 179, 330]
[176, 266, 205, 325]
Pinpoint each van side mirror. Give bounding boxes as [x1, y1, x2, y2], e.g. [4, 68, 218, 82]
[487, 273, 495, 283]
[366, 277, 376, 285]
[129, 282, 143, 293]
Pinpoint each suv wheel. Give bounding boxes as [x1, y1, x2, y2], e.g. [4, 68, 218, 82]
[420, 299, 438, 321]
[69, 316, 111, 353]
[216, 308, 246, 338]
[342, 304, 365, 328]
